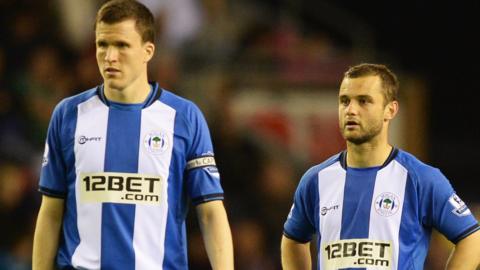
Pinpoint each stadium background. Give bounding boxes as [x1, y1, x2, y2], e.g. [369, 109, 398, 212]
[0, 0, 478, 269]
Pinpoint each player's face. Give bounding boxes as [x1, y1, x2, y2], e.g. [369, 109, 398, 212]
[95, 19, 153, 91]
[338, 75, 390, 145]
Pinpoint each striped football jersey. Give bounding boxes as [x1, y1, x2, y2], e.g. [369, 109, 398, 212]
[39, 83, 224, 270]
[284, 148, 479, 270]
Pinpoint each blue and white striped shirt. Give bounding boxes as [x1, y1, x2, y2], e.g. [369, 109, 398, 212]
[284, 148, 479, 270]
[39, 83, 223, 269]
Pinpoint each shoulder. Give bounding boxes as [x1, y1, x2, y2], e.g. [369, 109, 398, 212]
[54, 87, 99, 115]
[309, 152, 343, 175]
[394, 149, 447, 185]
[300, 152, 343, 186]
[51, 87, 99, 121]
[157, 89, 202, 116]
[155, 89, 208, 136]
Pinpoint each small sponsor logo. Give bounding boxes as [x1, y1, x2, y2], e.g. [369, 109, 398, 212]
[42, 143, 49, 167]
[287, 204, 295, 219]
[449, 194, 471, 217]
[78, 135, 102, 145]
[374, 192, 400, 217]
[322, 239, 392, 269]
[321, 205, 339, 216]
[144, 131, 170, 154]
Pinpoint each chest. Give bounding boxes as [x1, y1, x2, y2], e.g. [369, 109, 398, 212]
[317, 166, 409, 241]
[66, 104, 180, 176]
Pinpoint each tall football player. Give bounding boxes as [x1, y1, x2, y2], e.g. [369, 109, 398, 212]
[32, 1, 234, 269]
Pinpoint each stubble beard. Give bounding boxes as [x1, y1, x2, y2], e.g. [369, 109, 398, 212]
[341, 121, 383, 145]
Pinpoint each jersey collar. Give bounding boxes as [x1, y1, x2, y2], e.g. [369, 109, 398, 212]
[96, 81, 162, 108]
[339, 147, 399, 170]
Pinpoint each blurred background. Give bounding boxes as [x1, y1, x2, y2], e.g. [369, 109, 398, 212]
[0, 0, 478, 269]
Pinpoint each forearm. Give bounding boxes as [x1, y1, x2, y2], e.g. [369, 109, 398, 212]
[32, 196, 64, 270]
[446, 230, 480, 270]
[281, 235, 311, 270]
[196, 201, 234, 270]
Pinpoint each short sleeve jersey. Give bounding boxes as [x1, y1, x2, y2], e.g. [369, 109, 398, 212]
[39, 83, 224, 270]
[284, 148, 479, 270]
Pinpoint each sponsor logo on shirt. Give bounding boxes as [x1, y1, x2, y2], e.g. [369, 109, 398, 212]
[322, 239, 392, 269]
[79, 172, 164, 205]
[144, 131, 170, 154]
[374, 192, 400, 217]
[287, 204, 294, 219]
[78, 135, 102, 145]
[449, 194, 471, 217]
[321, 205, 339, 216]
[42, 143, 49, 167]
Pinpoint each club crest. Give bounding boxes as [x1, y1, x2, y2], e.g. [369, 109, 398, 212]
[144, 131, 170, 154]
[374, 192, 400, 217]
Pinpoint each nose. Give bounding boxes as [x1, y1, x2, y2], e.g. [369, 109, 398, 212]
[104, 47, 118, 62]
[345, 101, 358, 115]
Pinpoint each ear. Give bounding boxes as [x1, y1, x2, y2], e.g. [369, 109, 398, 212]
[143, 41, 155, 63]
[384, 100, 399, 121]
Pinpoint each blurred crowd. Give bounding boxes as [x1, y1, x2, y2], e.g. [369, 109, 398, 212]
[0, 1, 477, 269]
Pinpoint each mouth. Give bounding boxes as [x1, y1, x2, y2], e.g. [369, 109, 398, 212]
[345, 120, 359, 129]
[104, 67, 120, 75]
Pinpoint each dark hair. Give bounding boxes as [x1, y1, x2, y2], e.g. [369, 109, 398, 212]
[344, 63, 399, 104]
[95, 0, 155, 43]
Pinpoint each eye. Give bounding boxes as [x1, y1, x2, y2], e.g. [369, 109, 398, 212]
[339, 98, 349, 106]
[97, 41, 107, 48]
[358, 97, 372, 105]
[117, 42, 129, 48]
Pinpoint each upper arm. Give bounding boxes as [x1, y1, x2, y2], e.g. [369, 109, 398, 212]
[446, 229, 480, 269]
[456, 229, 480, 249]
[195, 200, 230, 236]
[184, 103, 224, 204]
[283, 168, 318, 243]
[281, 234, 311, 248]
[38, 195, 65, 221]
[195, 200, 225, 221]
[420, 168, 479, 243]
[39, 103, 68, 197]
[281, 235, 312, 270]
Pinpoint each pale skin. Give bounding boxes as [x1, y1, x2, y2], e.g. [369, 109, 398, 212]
[337, 75, 398, 168]
[95, 19, 154, 103]
[281, 236, 311, 270]
[196, 200, 235, 270]
[281, 75, 480, 269]
[32, 196, 64, 270]
[446, 230, 480, 270]
[33, 19, 234, 270]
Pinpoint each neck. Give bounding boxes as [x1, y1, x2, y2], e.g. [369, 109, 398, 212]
[104, 75, 151, 104]
[346, 135, 393, 168]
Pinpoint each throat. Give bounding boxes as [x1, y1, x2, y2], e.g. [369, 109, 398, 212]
[346, 144, 394, 168]
[105, 83, 151, 104]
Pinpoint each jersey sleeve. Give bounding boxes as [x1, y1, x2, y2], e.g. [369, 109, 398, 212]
[283, 168, 318, 243]
[185, 103, 224, 205]
[39, 102, 67, 198]
[420, 168, 479, 243]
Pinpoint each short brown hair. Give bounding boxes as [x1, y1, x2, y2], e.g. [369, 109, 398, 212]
[344, 63, 399, 104]
[95, 0, 155, 43]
